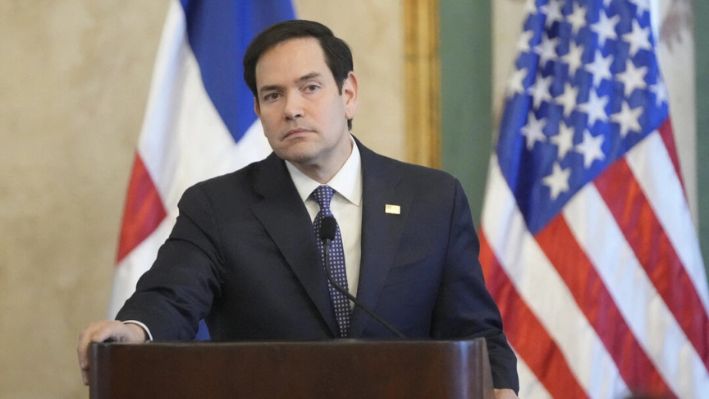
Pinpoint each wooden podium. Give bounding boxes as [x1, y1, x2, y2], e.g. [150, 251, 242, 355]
[90, 339, 494, 399]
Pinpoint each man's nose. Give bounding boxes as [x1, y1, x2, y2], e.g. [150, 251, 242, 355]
[284, 92, 304, 120]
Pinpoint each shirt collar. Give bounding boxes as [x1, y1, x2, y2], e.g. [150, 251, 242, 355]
[285, 136, 362, 206]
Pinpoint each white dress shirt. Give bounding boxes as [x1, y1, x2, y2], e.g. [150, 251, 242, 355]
[285, 137, 363, 297]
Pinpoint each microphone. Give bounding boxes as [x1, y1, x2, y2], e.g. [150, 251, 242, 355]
[319, 216, 406, 338]
[319, 216, 338, 242]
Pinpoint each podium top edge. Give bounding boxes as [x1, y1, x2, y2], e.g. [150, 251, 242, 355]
[92, 338, 486, 349]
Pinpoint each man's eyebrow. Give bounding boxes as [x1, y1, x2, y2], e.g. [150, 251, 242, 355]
[258, 72, 322, 93]
[258, 84, 282, 94]
[296, 72, 322, 83]
[257, 73, 323, 94]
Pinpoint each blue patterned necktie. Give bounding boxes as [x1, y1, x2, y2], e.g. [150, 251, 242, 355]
[311, 185, 351, 338]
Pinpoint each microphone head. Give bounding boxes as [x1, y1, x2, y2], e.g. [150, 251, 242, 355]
[319, 216, 337, 241]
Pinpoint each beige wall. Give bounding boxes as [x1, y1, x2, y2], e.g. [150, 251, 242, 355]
[0, 1, 403, 398]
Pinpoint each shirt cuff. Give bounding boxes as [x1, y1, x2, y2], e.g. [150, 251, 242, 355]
[122, 320, 153, 341]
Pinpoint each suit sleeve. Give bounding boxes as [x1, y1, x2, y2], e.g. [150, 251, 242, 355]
[116, 183, 224, 340]
[431, 180, 519, 392]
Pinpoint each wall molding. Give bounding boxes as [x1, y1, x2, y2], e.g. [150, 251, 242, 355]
[403, 0, 441, 167]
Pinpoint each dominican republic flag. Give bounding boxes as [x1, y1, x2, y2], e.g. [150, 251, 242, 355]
[480, 0, 708, 398]
[108, 0, 295, 334]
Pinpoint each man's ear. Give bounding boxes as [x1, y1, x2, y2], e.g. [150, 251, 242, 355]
[253, 97, 261, 117]
[341, 71, 359, 120]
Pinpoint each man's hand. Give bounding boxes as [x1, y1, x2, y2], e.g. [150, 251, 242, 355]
[77, 320, 147, 385]
[494, 388, 519, 399]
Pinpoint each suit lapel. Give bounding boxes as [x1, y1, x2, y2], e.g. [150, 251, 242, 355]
[250, 154, 338, 336]
[351, 143, 410, 336]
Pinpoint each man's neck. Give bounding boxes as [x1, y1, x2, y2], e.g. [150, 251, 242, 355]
[293, 139, 354, 184]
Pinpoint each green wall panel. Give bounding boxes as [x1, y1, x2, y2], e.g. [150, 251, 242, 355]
[440, 0, 491, 223]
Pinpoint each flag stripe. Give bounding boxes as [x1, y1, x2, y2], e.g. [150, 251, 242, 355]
[594, 153, 709, 372]
[481, 158, 628, 398]
[564, 174, 709, 399]
[657, 120, 685, 191]
[480, 232, 587, 399]
[515, 354, 552, 399]
[625, 131, 709, 312]
[116, 153, 167, 263]
[136, 2, 189, 194]
[535, 215, 674, 396]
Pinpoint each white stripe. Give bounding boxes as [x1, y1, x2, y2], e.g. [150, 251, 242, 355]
[481, 157, 628, 399]
[563, 182, 709, 398]
[136, 1, 187, 194]
[516, 354, 552, 399]
[625, 130, 709, 312]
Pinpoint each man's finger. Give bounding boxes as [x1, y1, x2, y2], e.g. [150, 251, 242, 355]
[77, 321, 119, 386]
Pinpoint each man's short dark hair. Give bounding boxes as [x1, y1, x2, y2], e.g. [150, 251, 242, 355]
[243, 19, 354, 98]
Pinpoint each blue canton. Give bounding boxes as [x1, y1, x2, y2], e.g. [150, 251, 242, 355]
[496, 0, 669, 233]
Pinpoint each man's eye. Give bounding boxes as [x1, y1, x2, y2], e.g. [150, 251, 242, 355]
[262, 92, 280, 102]
[303, 84, 320, 93]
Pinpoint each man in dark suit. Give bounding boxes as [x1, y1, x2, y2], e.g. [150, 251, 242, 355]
[78, 20, 519, 397]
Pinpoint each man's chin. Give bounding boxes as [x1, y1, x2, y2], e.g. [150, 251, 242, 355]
[273, 147, 316, 165]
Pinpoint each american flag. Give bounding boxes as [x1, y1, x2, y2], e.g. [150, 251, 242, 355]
[108, 0, 294, 337]
[479, 0, 709, 397]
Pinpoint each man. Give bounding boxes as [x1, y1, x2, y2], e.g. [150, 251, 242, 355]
[78, 20, 519, 397]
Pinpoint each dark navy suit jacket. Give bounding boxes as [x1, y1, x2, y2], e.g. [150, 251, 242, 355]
[117, 140, 518, 390]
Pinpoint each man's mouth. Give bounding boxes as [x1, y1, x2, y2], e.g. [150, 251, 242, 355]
[284, 128, 312, 139]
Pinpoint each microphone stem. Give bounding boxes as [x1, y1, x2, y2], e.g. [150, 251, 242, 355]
[323, 238, 406, 339]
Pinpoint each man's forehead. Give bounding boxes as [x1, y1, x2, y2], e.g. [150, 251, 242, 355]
[254, 37, 330, 83]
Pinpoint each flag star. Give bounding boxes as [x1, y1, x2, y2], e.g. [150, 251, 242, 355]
[551, 121, 575, 159]
[541, 0, 564, 26]
[536, 35, 559, 66]
[542, 162, 571, 200]
[556, 83, 578, 117]
[585, 51, 613, 87]
[528, 75, 553, 108]
[632, 0, 651, 17]
[611, 101, 643, 137]
[563, 41, 585, 77]
[617, 59, 648, 97]
[517, 30, 535, 52]
[578, 89, 609, 126]
[623, 20, 652, 57]
[521, 112, 547, 150]
[507, 67, 528, 96]
[575, 130, 605, 168]
[591, 11, 619, 47]
[566, 4, 586, 35]
[650, 81, 668, 106]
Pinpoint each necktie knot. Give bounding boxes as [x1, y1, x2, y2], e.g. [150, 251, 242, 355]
[312, 185, 335, 215]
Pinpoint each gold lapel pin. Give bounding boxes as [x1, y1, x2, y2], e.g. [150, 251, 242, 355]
[385, 204, 401, 215]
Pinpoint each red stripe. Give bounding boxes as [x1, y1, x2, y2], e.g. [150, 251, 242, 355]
[479, 231, 588, 398]
[536, 216, 675, 397]
[657, 119, 685, 192]
[116, 153, 167, 263]
[594, 158, 709, 371]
